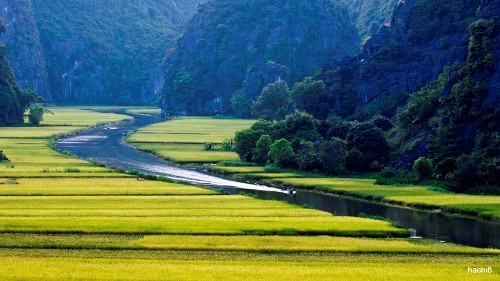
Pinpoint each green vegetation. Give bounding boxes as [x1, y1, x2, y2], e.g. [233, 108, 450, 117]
[30, 0, 203, 104]
[252, 80, 292, 120]
[128, 117, 254, 163]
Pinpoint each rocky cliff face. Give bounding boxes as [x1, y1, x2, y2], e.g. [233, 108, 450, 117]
[0, 0, 50, 100]
[159, 0, 360, 114]
[30, 0, 204, 104]
[342, 0, 396, 42]
[315, 0, 483, 118]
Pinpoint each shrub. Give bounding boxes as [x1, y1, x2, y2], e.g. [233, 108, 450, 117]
[268, 138, 295, 167]
[0, 150, 8, 162]
[204, 142, 215, 151]
[413, 157, 433, 181]
[219, 138, 233, 151]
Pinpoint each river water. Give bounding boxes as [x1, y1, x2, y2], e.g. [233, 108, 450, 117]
[55, 112, 500, 248]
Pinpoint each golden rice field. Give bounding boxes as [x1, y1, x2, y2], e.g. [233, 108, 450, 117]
[128, 117, 254, 163]
[0, 110, 498, 280]
[205, 163, 500, 220]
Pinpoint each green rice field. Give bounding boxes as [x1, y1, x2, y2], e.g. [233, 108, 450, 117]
[0, 110, 498, 280]
[128, 117, 254, 163]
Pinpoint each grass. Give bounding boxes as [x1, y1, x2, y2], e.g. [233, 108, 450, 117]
[128, 117, 254, 163]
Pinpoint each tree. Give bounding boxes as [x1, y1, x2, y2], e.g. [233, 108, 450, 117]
[413, 157, 433, 181]
[274, 111, 322, 149]
[252, 80, 291, 120]
[318, 138, 347, 175]
[231, 90, 252, 118]
[234, 129, 260, 162]
[346, 122, 390, 165]
[252, 135, 272, 164]
[268, 138, 295, 167]
[27, 104, 45, 126]
[291, 78, 332, 120]
[345, 148, 365, 172]
[371, 115, 393, 131]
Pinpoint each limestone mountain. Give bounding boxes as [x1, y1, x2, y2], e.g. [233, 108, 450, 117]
[1, 0, 204, 104]
[0, 0, 50, 100]
[159, 0, 360, 115]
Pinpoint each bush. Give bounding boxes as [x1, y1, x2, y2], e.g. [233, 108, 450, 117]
[376, 167, 417, 185]
[252, 135, 272, 164]
[268, 138, 295, 167]
[219, 138, 233, 151]
[413, 157, 433, 181]
[0, 150, 9, 162]
[204, 142, 215, 151]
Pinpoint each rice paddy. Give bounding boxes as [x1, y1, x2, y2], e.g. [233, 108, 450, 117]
[128, 117, 254, 163]
[0, 110, 498, 280]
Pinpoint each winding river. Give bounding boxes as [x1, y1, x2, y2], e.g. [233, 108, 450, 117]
[55, 112, 500, 248]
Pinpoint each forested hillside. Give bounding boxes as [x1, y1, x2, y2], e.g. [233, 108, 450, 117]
[159, 0, 360, 115]
[30, 0, 204, 104]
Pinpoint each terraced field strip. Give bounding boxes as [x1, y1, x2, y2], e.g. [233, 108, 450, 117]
[0, 178, 215, 196]
[1, 234, 498, 255]
[0, 249, 497, 281]
[0, 195, 406, 237]
[128, 117, 254, 163]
